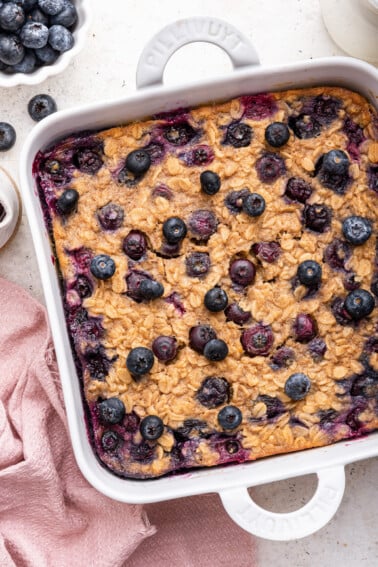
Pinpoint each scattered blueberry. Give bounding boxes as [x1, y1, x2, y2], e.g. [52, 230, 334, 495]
[315, 150, 350, 194]
[185, 252, 210, 278]
[0, 121, 16, 151]
[56, 188, 78, 214]
[126, 346, 154, 377]
[241, 323, 274, 356]
[50, 0, 77, 27]
[152, 336, 177, 362]
[200, 170, 221, 195]
[224, 121, 252, 148]
[179, 144, 214, 166]
[251, 241, 281, 263]
[163, 121, 197, 145]
[297, 260, 322, 287]
[196, 376, 231, 408]
[122, 230, 147, 260]
[224, 303, 251, 325]
[189, 325, 217, 353]
[0, 3, 25, 31]
[48, 24, 73, 51]
[284, 177, 313, 203]
[323, 238, 351, 271]
[90, 254, 116, 280]
[140, 415, 164, 440]
[255, 152, 286, 183]
[367, 165, 378, 193]
[11, 48, 36, 72]
[0, 33, 24, 65]
[203, 338, 229, 362]
[293, 313, 318, 343]
[74, 147, 103, 174]
[101, 431, 121, 452]
[270, 346, 295, 369]
[308, 337, 327, 361]
[218, 405, 242, 429]
[204, 286, 228, 312]
[344, 289, 375, 320]
[125, 149, 151, 175]
[284, 373, 311, 401]
[265, 122, 290, 147]
[20, 21, 48, 48]
[288, 114, 321, 139]
[229, 258, 256, 286]
[163, 216, 187, 244]
[139, 278, 164, 300]
[97, 202, 124, 231]
[303, 203, 332, 233]
[342, 216, 372, 245]
[224, 188, 250, 214]
[242, 192, 266, 217]
[98, 397, 125, 424]
[188, 209, 217, 242]
[38, 0, 65, 16]
[28, 93, 57, 121]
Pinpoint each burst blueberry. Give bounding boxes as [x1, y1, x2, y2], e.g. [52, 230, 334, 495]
[271, 347, 295, 369]
[242, 193, 266, 217]
[224, 188, 250, 214]
[122, 230, 147, 260]
[303, 203, 332, 233]
[152, 336, 177, 362]
[179, 145, 214, 167]
[241, 324, 274, 356]
[284, 177, 313, 203]
[28, 93, 57, 121]
[293, 313, 317, 343]
[344, 289, 375, 320]
[98, 397, 125, 425]
[163, 216, 187, 244]
[308, 337, 327, 361]
[74, 147, 103, 174]
[0, 122, 16, 151]
[126, 346, 154, 377]
[224, 121, 252, 148]
[229, 258, 256, 286]
[203, 338, 228, 362]
[224, 303, 251, 325]
[284, 373, 311, 401]
[188, 209, 218, 242]
[297, 260, 322, 287]
[140, 415, 164, 440]
[288, 114, 321, 139]
[218, 405, 242, 429]
[204, 287, 228, 312]
[163, 122, 197, 145]
[101, 431, 121, 452]
[139, 278, 164, 300]
[97, 202, 124, 231]
[315, 150, 350, 193]
[72, 275, 92, 298]
[56, 188, 78, 214]
[251, 241, 281, 263]
[125, 149, 151, 175]
[90, 254, 116, 280]
[255, 152, 286, 183]
[200, 170, 221, 195]
[185, 252, 210, 278]
[342, 216, 372, 245]
[265, 122, 290, 147]
[323, 238, 351, 271]
[196, 376, 231, 408]
[189, 325, 217, 353]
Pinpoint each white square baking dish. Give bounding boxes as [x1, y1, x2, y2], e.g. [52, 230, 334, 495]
[19, 17, 378, 541]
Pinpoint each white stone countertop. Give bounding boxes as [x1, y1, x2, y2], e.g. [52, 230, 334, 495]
[0, 1, 377, 565]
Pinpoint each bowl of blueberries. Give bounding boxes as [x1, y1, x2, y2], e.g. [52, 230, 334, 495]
[0, 0, 91, 86]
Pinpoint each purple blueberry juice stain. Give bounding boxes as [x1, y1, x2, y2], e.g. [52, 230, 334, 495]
[323, 239, 351, 272]
[240, 93, 277, 120]
[179, 145, 214, 166]
[342, 117, 365, 161]
[301, 94, 341, 125]
[254, 395, 286, 420]
[143, 141, 165, 164]
[83, 344, 117, 381]
[165, 292, 186, 315]
[212, 435, 250, 464]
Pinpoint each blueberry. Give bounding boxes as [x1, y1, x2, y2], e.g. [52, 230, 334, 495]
[284, 373, 311, 401]
[140, 415, 164, 440]
[303, 203, 332, 233]
[97, 202, 124, 231]
[125, 149, 151, 175]
[0, 122, 16, 151]
[344, 289, 375, 320]
[311, 94, 340, 125]
[56, 188, 78, 214]
[27, 7, 48, 25]
[130, 441, 155, 463]
[43, 158, 71, 186]
[0, 33, 24, 65]
[270, 346, 295, 369]
[35, 45, 59, 66]
[74, 147, 103, 174]
[162, 216, 187, 244]
[10, 48, 36, 73]
[188, 209, 218, 242]
[331, 297, 353, 326]
[255, 152, 286, 183]
[323, 238, 351, 271]
[241, 93, 277, 120]
[203, 338, 228, 362]
[218, 405, 242, 430]
[368, 165, 378, 193]
[224, 188, 250, 214]
[179, 145, 214, 167]
[265, 122, 290, 147]
[256, 395, 286, 419]
[157, 241, 181, 259]
[0, 3, 25, 31]
[293, 313, 317, 343]
[90, 254, 116, 280]
[84, 344, 115, 381]
[241, 323, 274, 356]
[17, 1, 38, 11]
[163, 122, 197, 145]
[185, 252, 210, 278]
[242, 192, 266, 217]
[200, 170, 221, 195]
[288, 114, 321, 139]
[224, 303, 252, 325]
[204, 286, 228, 312]
[284, 177, 313, 203]
[224, 121, 252, 148]
[101, 431, 121, 452]
[343, 272, 361, 292]
[98, 397, 125, 425]
[20, 21, 48, 48]
[28, 93, 57, 121]
[143, 141, 165, 164]
[38, 0, 64, 15]
[189, 325, 217, 353]
[48, 24, 73, 51]
[72, 275, 92, 298]
[229, 258, 256, 286]
[126, 346, 154, 377]
[152, 336, 177, 362]
[315, 150, 350, 194]
[50, 0, 77, 27]
[196, 376, 231, 408]
[342, 216, 372, 245]
[139, 278, 164, 300]
[151, 184, 173, 200]
[308, 337, 327, 361]
[251, 241, 281, 263]
[297, 260, 322, 287]
[122, 230, 147, 260]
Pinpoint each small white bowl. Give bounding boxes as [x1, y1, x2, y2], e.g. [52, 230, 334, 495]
[0, 0, 92, 88]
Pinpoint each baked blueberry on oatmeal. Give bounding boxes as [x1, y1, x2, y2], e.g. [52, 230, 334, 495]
[34, 87, 378, 479]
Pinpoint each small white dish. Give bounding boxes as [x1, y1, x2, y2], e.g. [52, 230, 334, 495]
[0, 167, 21, 250]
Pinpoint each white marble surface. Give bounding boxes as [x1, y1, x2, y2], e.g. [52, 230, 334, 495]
[0, 1, 377, 565]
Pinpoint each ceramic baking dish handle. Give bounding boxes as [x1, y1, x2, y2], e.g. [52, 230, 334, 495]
[219, 465, 345, 540]
[136, 17, 260, 89]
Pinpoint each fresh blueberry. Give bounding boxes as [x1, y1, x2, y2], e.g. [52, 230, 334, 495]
[188, 209, 218, 242]
[163, 216, 187, 244]
[200, 170, 221, 195]
[241, 323, 274, 356]
[255, 152, 286, 183]
[28, 93, 57, 121]
[0, 33, 24, 65]
[224, 121, 252, 148]
[97, 202, 124, 231]
[98, 397, 125, 424]
[101, 431, 121, 452]
[204, 286, 228, 312]
[288, 114, 321, 139]
[218, 405, 242, 430]
[284, 177, 313, 203]
[229, 258, 256, 286]
[122, 230, 147, 260]
[270, 346, 295, 369]
[179, 144, 214, 167]
[10, 48, 36, 72]
[74, 147, 103, 174]
[308, 337, 327, 361]
[0, 121, 16, 151]
[27, 7, 48, 25]
[284, 373, 311, 401]
[242, 192, 266, 217]
[48, 24, 74, 51]
[203, 338, 228, 362]
[196, 376, 231, 408]
[72, 275, 92, 298]
[38, 0, 64, 15]
[293, 313, 318, 343]
[251, 241, 281, 263]
[56, 188, 78, 214]
[140, 415, 164, 440]
[50, 0, 77, 27]
[344, 289, 375, 320]
[152, 336, 177, 362]
[126, 346, 154, 377]
[20, 21, 48, 48]
[224, 188, 250, 214]
[224, 303, 252, 325]
[163, 122, 197, 145]
[315, 150, 350, 194]
[125, 149, 151, 175]
[265, 122, 290, 147]
[297, 260, 322, 287]
[139, 278, 164, 300]
[90, 254, 116, 280]
[189, 325, 217, 353]
[303, 203, 332, 233]
[342, 216, 372, 245]
[185, 252, 210, 278]
[323, 238, 351, 271]
[0, 3, 25, 31]
[368, 165, 378, 193]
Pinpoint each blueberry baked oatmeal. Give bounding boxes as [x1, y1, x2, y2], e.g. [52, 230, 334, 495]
[34, 86, 378, 479]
